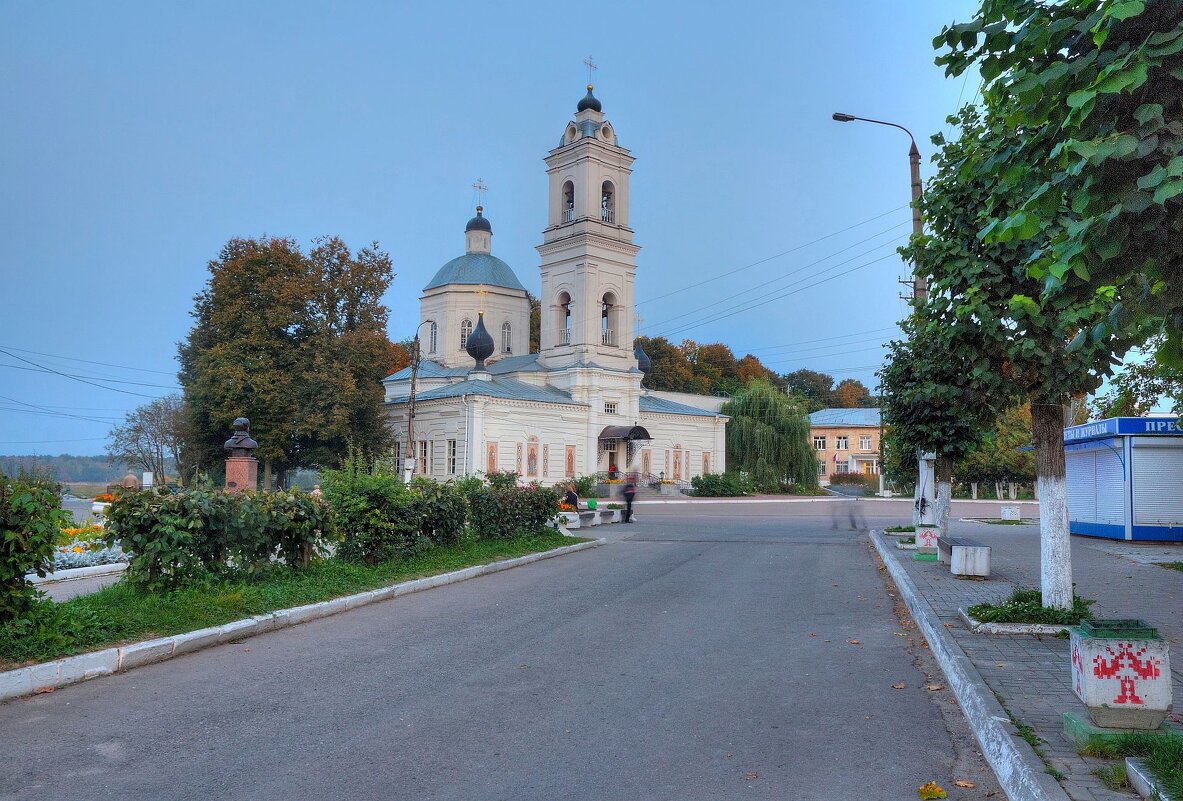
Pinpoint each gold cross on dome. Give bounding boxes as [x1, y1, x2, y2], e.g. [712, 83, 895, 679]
[584, 55, 597, 85]
[472, 178, 487, 207]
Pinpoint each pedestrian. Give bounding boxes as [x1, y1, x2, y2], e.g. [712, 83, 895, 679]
[310, 484, 323, 500]
[622, 475, 637, 523]
[563, 483, 579, 509]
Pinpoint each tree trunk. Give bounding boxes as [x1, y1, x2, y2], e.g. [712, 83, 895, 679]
[1008, 482, 1017, 500]
[995, 482, 1003, 500]
[934, 456, 953, 535]
[1032, 400, 1072, 610]
[971, 482, 978, 500]
[263, 460, 272, 492]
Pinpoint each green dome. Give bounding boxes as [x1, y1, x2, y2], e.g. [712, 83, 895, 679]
[424, 253, 525, 292]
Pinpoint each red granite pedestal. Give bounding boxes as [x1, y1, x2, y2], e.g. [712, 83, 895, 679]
[225, 456, 258, 493]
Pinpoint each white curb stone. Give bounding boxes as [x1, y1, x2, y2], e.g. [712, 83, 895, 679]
[29, 563, 128, 585]
[871, 532, 1071, 801]
[1126, 757, 1174, 801]
[0, 538, 605, 703]
[957, 608, 1071, 637]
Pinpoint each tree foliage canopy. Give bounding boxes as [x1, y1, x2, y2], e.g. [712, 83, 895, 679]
[179, 236, 400, 476]
[720, 381, 817, 490]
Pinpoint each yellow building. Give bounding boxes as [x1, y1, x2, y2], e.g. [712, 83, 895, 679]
[809, 408, 881, 484]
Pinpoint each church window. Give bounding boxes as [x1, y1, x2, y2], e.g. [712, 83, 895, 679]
[502, 321, 512, 354]
[447, 440, 457, 475]
[561, 181, 575, 223]
[604, 402, 617, 415]
[601, 292, 618, 346]
[460, 318, 473, 349]
[418, 441, 428, 475]
[601, 181, 615, 223]
[556, 291, 572, 346]
[428, 322, 437, 354]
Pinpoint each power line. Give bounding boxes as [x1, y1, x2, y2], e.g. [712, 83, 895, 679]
[736, 326, 898, 355]
[0, 348, 167, 399]
[644, 227, 907, 332]
[637, 205, 909, 306]
[0, 437, 109, 445]
[0, 362, 181, 389]
[0, 344, 177, 375]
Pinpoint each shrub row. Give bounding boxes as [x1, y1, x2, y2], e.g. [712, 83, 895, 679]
[690, 472, 752, 497]
[828, 473, 878, 487]
[105, 489, 331, 590]
[1, 474, 71, 624]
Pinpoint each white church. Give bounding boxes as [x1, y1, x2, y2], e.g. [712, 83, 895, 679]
[383, 84, 728, 484]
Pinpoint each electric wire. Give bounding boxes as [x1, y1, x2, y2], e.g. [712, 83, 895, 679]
[0, 344, 177, 375]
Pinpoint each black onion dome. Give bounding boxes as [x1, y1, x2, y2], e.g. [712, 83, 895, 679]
[577, 85, 602, 112]
[634, 338, 651, 375]
[465, 206, 492, 233]
[466, 312, 496, 369]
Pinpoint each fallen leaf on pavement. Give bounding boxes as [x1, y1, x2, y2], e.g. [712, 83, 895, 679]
[944, 623, 954, 628]
[892, 682, 906, 689]
[954, 780, 976, 788]
[243, 647, 251, 652]
[917, 781, 947, 799]
[810, 632, 817, 637]
[745, 772, 758, 781]
[33, 686, 54, 694]
[848, 639, 860, 645]
[926, 684, 945, 691]
[894, 631, 907, 637]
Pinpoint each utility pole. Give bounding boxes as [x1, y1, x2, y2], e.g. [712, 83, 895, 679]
[404, 320, 435, 483]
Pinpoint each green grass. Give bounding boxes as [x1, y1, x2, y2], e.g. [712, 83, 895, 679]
[968, 587, 1094, 626]
[1, 531, 583, 668]
[898, 537, 916, 545]
[1093, 763, 1130, 791]
[1080, 732, 1183, 798]
[884, 525, 915, 533]
[1157, 562, 1183, 573]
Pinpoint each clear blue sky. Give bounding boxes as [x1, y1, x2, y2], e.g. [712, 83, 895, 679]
[0, 0, 982, 456]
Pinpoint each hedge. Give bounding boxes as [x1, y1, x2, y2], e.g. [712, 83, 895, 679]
[1, 475, 71, 624]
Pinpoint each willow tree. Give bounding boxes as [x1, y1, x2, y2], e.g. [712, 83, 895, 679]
[721, 381, 816, 490]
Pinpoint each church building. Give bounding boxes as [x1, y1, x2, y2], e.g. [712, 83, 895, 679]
[382, 85, 728, 484]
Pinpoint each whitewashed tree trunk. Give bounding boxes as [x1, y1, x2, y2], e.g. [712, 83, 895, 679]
[995, 482, 1003, 500]
[263, 460, 272, 493]
[1032, 401, 1072, 610]
[914, 453, 937, 526]
[1008, 482, 1017, 500]
[970, 482, 979, 500]
[934, 456, 953, 536]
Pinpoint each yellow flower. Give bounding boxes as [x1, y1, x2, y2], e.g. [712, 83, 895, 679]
[72, 545, 84, 553]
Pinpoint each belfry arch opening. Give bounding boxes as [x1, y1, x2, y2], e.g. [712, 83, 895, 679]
[601, 291, 619, 347]
[561, 181, 575, 223]
[600, 181, 615, 223]
[556, 291, 572, 346]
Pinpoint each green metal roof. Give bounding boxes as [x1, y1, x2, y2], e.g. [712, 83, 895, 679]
[424, 253, 525, 292]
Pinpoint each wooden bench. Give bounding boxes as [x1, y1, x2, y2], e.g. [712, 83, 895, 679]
[937, 536, 991, 578]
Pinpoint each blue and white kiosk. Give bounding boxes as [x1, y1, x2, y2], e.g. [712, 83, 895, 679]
[1064, 416, 1183, 541]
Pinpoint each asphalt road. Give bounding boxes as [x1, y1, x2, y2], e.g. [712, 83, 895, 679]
[3, 501, 1003, 801]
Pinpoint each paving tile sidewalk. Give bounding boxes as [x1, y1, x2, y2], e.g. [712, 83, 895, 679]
[882, 520, 1183, 801]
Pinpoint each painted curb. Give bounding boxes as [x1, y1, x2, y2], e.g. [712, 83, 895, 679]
[957, 608, 1071, 637]
[870, 532, 1071, 801]
[0, 538, 605, 703]
[29, 563, 128, 585]
[1126, 757, 1174, 801]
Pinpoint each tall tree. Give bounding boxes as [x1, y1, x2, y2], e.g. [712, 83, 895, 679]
[782, 369, 835, 412]
[1091, 333, 1182, 417]
[179, 236, 399, 483]
[956, 403, 1036, 497]
[527, 292, 541, 353]
[721, 381, 817, 490]
[938, 1, 1183, 367]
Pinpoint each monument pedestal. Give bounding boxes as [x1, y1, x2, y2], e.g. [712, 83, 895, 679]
[225, 456, 258, 493]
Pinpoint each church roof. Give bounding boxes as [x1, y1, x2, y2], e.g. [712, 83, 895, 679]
[424, 253, 525, 292]
[808, 408, 881, 427]
[383, 354, 546, 383]
[639, 395, 719, 417]
[385, 377, 584, 406]
[383, 360, 466, 382]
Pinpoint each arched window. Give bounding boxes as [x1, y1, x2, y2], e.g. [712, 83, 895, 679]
[601, 291, 618, 346]
[601, 181, 615, 223]
[556, 291, 572, 345]
[460, 318, 472, 349]
[561, 181, 575, 223]
[501, 321, 512, 354]
[428, 321, 437, 354]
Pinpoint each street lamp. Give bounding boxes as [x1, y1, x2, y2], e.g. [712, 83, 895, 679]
[831, 112, 925, 302]
[404, 319, 436, 483]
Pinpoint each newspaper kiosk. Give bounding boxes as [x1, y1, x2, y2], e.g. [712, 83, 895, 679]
[1064, 416, 1183, 542]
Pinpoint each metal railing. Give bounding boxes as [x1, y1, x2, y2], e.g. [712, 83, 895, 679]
[601, 328, 615, 346]
[562, 208, 575, 223]
[601, 208, 614, 223]
[557, 329, 571, 346]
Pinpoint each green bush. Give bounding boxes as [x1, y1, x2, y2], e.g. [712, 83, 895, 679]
[416, 484, 467, 547]
[690, 472, 751, 497]
[1, 475, 71, 623]
[321, 456, 414, 564]
[469, 484, 559, 540]
[828, 473, 878, 487]
[968, 587, 1095, 626]
[486, 471, 520, 490]
[105, 489, 331, 590]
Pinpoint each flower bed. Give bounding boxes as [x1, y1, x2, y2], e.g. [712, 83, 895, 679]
[53, 539, 129, 571]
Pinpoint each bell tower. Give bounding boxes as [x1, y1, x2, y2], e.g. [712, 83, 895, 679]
[537, 82, 639, 371]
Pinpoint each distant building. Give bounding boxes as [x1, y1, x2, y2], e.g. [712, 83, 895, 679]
[809, 408, 881, 483]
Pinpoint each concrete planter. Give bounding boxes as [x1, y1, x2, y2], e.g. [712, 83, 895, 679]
[91, 501, 111, 515]
[658, 482, 680, 496]
[560, 511, 580, 529]
[1070, 619, 1172, 729]
[605, 509, 622, 523]
[586, 509, 602, 526]
[915, 526, 939, 550]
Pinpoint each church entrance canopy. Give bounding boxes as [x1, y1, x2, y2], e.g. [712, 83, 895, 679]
[598, 425, 652, 442]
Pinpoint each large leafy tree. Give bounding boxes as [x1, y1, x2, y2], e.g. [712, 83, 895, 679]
[902, 105, 1149, 607]
[956, 403, 1036, 497]
[179, 237, 399, 485]
[106, 394, 197, 486]
[721, 381, 817, 490]
[937, 0, 1183, 366]
[782, 369, 835, 412]
[831, 378, 873, 408]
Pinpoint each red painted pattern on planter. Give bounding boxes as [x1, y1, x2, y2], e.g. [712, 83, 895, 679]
[1092, 642, 1162, 705]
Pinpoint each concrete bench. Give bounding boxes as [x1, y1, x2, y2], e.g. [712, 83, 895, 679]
[937, 536, 991, 578]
